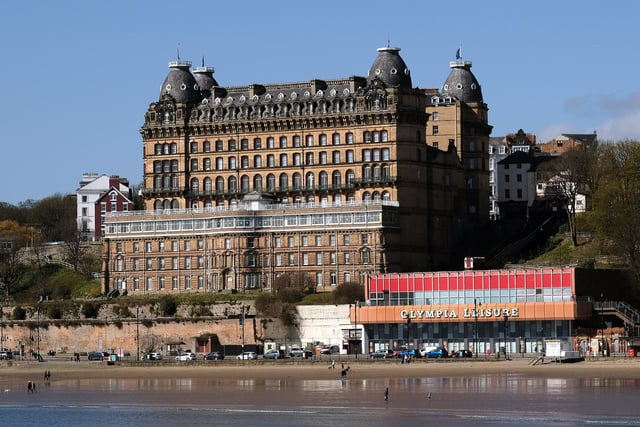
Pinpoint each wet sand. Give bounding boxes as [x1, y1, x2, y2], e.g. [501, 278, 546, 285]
[2, 356, 640, 383]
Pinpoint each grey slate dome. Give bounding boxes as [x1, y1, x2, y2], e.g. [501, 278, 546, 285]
[367, 47, 412, 89]
[160, 61, 202, 104]
[442, 60, 483, 103]
[192, 65, 219, 92]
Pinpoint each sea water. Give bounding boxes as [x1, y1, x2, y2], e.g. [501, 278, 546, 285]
[1, 374, 639, 426]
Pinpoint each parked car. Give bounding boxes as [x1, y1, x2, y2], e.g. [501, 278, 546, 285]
[204, 351, 224, 360]
[395, 349, 417, 359]
[425, 347, 449, 358]
[0, 350, 13, 360]
[146, 352, 163, 360]
[289, 347, 305, 357]
[175, 353, 196, 361]
[236, 351, 257, 360]
[452, 349, 473, 358]
[88, 351, 108, 361]
[263, 349, 280, 360]
[320, 345, 340, 355]
[370, 349, 392, 359]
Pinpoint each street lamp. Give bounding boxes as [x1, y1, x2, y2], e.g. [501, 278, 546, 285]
[503, 314, 509, 360]
[354, 300, 360, 359]
[0, 304, 4, 351]
[474, 299, 481, 359]
[600, 293, 605, 357]
[136, 306, 140, 361]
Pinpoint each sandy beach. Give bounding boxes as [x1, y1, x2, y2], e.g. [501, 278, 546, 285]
[2, 356, 640, 383]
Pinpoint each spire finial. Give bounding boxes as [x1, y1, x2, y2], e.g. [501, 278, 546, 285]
[177, 42, 181, 60]
[202, 56, 205, 67]
[387, 33, 390, 48]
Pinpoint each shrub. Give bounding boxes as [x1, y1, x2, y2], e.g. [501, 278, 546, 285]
[12, 306, 26, 320]
[159, 296, 177, 317]
[82, 302, 100, 319]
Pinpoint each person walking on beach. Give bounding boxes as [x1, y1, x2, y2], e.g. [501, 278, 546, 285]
[331, 359, 335, 370]
[384, 387, 389, 401]
[27, 381, 32, 393]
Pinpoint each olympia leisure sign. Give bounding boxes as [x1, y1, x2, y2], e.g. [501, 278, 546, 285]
[399, 307, 519, 320]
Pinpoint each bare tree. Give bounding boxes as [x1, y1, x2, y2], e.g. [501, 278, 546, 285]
[538, 141, 599, 246]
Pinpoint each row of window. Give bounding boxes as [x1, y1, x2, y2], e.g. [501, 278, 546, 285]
[180, 166, 392, 193]
[120, 270, 357, 291]
[370, 288, 573, 306]
[108, 210, 387, 235]
[153, 130, 390, 155]
[117, 233, 371, 254]
[117, 249, 372, 272]
[153, 148, 392, 174]
[152, 190, 392, 210]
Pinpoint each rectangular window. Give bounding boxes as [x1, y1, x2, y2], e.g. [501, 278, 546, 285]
[185, 275, 192, 289]
[172, 276, 178, 289]
[288, 253, 295, 266]
[225, 238, 231, 249]
[316, 252, 323, 265]
[343, 234, 350, 245]
[146, 258, 153, 270]
[316, 235, 322, 246]
[330, 272, 337, 286]
[146, 242, 152, 252]
[330, 252, 336, 264]
[329, 235, 336, 246]
[505, 189, 511, 198]
[185, 257, 191, 269]
[133, 242, 139, 253]
[361, 234, 368, 245]
[345, 252, 351, 264]
[432, 125, 439, 135]
[172, 241, 178, 251]
[172, 257, 178, 269]
[301, 236, 308, 247]
[184, 240, 191, 251]
[517, 174, 522, 182]
[159, 258, 165, 270]
[302, 253, 309, 265]
[288, 236, 294, 247]
[316, 272, 323, 286]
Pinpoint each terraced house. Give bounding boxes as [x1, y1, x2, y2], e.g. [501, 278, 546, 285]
[102, 46, 491, 295]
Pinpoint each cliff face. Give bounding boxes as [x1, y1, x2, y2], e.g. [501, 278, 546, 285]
[0, 302, 290, 358]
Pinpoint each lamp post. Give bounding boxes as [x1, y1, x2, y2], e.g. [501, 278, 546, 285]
[503, 314, 509, 360]
[474, 299, 481, 359]
[354, 300, 359, 359]
[600, 293, 605, 357]
[36, 303, 40, 361]
[136, 306, 140, 361]
[0, 304, 4, 351]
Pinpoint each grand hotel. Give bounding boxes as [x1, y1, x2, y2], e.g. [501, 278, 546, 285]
[102, 46, 491, 294]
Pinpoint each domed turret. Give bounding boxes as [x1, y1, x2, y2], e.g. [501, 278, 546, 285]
[160, 61, 202, 104]
[442, 59, 483, 103]
[367, 47, 412, 89]
[192, 59, 219, 92]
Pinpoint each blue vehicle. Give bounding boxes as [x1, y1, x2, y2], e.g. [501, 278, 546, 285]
[426, 347, 449, 358]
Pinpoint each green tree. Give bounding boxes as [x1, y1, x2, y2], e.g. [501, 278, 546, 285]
[333, 281, 365, 304]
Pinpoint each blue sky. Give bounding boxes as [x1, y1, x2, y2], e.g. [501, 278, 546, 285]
[2, 1, 639, 205]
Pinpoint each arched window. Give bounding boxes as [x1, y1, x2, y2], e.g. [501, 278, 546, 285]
[382, 164, 390, 179]
[191, 200, 199, 209]
[319, 171, 328, 188]
[154, 176, 162, 189]
[170, 143, 177, 154]
[154, 161, 161, 173]
[280, 153, 288, 167]
[346, 170, 355, 186]
[163, 160, 170, 173]
[382, 191, 391, 201]
[171, 175, 178, 188]
[163, 175, 171, 188]
[279, 173, 289, 190]
[306, 172, 315, 188]
[306, 135, 314, 147]
[253, 175, 263, 191]
[204, 177, 212, 193]
[332, 133, 340, 145]
[253, 138, 261, 149]
[254, 155, 262, 168]
[216, 177, 224, 192]
[364, 131, 371, 142]
[347, 193, 355, 202]
[362, 192, 371, 202]
[203, 158, 211, 170]
[154, 200, 163, 210]
[332, 171, 341, 187]
[267, 174, 276, 191]
[372, 191, 381, 201]
[373, 165, 381, 180]
[228, 176, 237, 192]
[292, 173, 302, 189]
[306, 194, 315, 203]
[215, 140, 223, 151]
[241, 175, 250, 192]
[190, 141, 198, 153]
[362, 165, 371, 180]
[190, 159, 198, 171]
[171, 199, 179, 209]
[381, 130, 388, 141]
[228, 157, 236, 169]
[190, 178, 199, 192]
